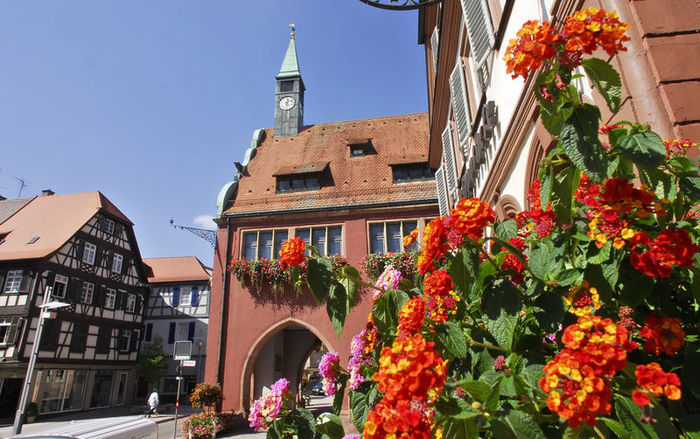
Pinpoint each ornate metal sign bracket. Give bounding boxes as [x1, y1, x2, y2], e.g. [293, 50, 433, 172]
[357, 0, 444, 10]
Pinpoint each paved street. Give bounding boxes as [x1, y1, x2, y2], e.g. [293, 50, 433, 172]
[0, 396, 333, 438]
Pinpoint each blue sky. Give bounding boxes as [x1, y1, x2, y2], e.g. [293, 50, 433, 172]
[0, 1, 427, 266]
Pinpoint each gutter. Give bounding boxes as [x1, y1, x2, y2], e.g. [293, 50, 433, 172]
[216, 217, 232, 383]
[221, 198, 438, 220]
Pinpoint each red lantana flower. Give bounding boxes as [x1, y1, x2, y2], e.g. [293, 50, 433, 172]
[279, 237, 306, 269]
[633, 363, 682, 407]
[639, 313, 685, 356]
[630, 229, 698, 278]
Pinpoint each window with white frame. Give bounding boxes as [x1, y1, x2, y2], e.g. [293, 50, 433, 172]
[83, 243, 97, 265]
[103, 219, 115, 235]
[118, 329, 131, 352]
[105, 289, 116, 309]
[126, 294, 136, 313]
[242, 229, 289, 260]
[80, 282, 94, 304]
[369, 220, 420, 254]
[296, 226, 342, 256]
[180, 288, 191, 307]
[0, 319, 11, 344]
[52, 275, 69, 299]
[3, 270, 29, 293]
[112, 253, 123, 273]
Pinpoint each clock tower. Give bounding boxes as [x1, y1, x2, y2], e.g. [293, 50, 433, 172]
[274, 28, 305, 137]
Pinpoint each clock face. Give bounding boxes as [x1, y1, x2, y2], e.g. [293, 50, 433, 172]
[279, 96, 296, 111]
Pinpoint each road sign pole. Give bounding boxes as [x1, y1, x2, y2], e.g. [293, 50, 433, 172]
[173, 359, 183, 439]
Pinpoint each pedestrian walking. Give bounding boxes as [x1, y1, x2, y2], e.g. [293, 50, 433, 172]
[146, 388, 159, 417]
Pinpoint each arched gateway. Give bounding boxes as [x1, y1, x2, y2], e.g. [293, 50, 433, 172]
[204, 34, 439, 413]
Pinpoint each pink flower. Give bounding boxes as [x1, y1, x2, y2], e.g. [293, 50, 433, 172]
[319, 352, 341, 396]
[248, 377, 291, 430]
[494, 355, 507, 370]
[374, 266, 403, 297]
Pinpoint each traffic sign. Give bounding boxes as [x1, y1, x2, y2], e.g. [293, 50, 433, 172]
[182, 360, 196, 367]
[174, 341, 192, 360]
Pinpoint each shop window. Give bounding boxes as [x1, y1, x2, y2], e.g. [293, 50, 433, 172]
[392, 163, 435, 183]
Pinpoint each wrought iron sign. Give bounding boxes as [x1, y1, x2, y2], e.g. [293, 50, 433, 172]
[357, 0, 444, 10]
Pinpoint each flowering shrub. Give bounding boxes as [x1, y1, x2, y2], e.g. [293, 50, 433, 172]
[181, 412, 220, 439]
[189, 382, 223, 414]
[360, 250, 419, 281]
[248, 7, 699, 438]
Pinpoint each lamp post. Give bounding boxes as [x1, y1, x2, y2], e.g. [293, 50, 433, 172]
[12, 285, 70, 435]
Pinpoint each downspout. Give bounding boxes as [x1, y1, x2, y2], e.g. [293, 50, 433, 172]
[216, 217, 232, 383]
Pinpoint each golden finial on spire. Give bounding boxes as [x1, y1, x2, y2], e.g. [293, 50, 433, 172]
[289, 23, 296, 38]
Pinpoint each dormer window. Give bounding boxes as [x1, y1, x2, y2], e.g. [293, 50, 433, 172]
[274, 162, 328, 193]
[347, 138, 374, 157]
[392, 163, 436, 183]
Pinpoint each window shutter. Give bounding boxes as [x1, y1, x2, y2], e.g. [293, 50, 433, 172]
[435, 166, 450, 216]
[449, 60, 471, 148]
[172, 288, 180, 307]
[460, 0, 495, 67]
[76, 239, 84, 261]
[190, 287, 199, 306]
[188, 322, 195, 341]
[441, 124, 459, 197]
[130, 330, 139, 352]
[145, 323, 153, 342]
[19, 271, 31, 293]
[168, 322, 176, 344]
[114, 223, 123, 238]
[7, 316, 21, 345]
[430, 26, 440, 73]
[67, 278, 82, 302]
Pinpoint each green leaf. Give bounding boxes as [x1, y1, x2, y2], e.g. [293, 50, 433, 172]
[588, 241, 611, 264]
[460, 380, 491, 403]
[667, 156, 700, 174]
[484, 375, 503, 411]
[504, 410, 546, 439]
[327, 283, 347, 338]
[371, 290, 409, 340]
[528, 242, 553, 281]
[680, 173, 700, 200]
[619, 274, 652, 307]
[338, 266, 360, 314]
[349, 389, 370, 432]
[533, 293, 565, 333]
[285, 407, 316, 438]
[560, 105, 608, 180]
[581, 58, 622, 114]
[618, 132, 667, 170]
[436, 321, 468, 359]
[316, 413, 345, 439]
[307, 258, 333, 305]
[601, 418, 630, 439]
[680, 414, 700, 439]
[540, 167, 553, 209]
[557, 268, 582, 286]
[551, 166, 577, 223]
[448, 250, 473, 298]
[495, 219, 518, 241]
[487, 237, 529, 273]
[614, 395, 683, 439]
[332, 376, 347, 416]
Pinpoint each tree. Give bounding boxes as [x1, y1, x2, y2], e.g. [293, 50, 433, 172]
[137, 335, 169, 386]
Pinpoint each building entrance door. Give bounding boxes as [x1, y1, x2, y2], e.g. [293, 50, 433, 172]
[0, 378, 22, 419]
[116, 372, 128, 406]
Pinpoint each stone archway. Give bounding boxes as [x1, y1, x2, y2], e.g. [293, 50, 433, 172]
[239, 317, 337, 411]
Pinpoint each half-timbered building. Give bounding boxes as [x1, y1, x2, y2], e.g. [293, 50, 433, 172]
[0, 190, 148, 418]
[142, 256, 211, 399]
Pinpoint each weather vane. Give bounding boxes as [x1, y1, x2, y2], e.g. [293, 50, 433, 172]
[289, 23, 296, 38]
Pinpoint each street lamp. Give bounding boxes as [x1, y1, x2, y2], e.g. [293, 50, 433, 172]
[12, 285, 70, 435]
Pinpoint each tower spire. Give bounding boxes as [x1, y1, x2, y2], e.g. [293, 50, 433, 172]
[277, 27, 301, 79]
[274, 27, 305, 137]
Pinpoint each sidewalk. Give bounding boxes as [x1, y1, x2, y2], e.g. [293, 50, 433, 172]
[0, 404, 198, 437]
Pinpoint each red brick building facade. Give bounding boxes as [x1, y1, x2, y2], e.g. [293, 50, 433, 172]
[205, 35, 438, 412]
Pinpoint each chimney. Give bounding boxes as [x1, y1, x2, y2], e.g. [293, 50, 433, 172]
[41, 189, 55, 196]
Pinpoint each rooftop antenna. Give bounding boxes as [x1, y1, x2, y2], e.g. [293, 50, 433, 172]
[11, 176, 28, 198]
[169, 218, 217, 248]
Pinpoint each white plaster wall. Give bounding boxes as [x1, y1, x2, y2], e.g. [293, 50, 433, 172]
[500, 123, 536, 208]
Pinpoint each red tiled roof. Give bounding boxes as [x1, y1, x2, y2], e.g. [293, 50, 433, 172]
[224, 113, 436, 215]
[142, 256, 212, 283]
[0, 191, 133, 261]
